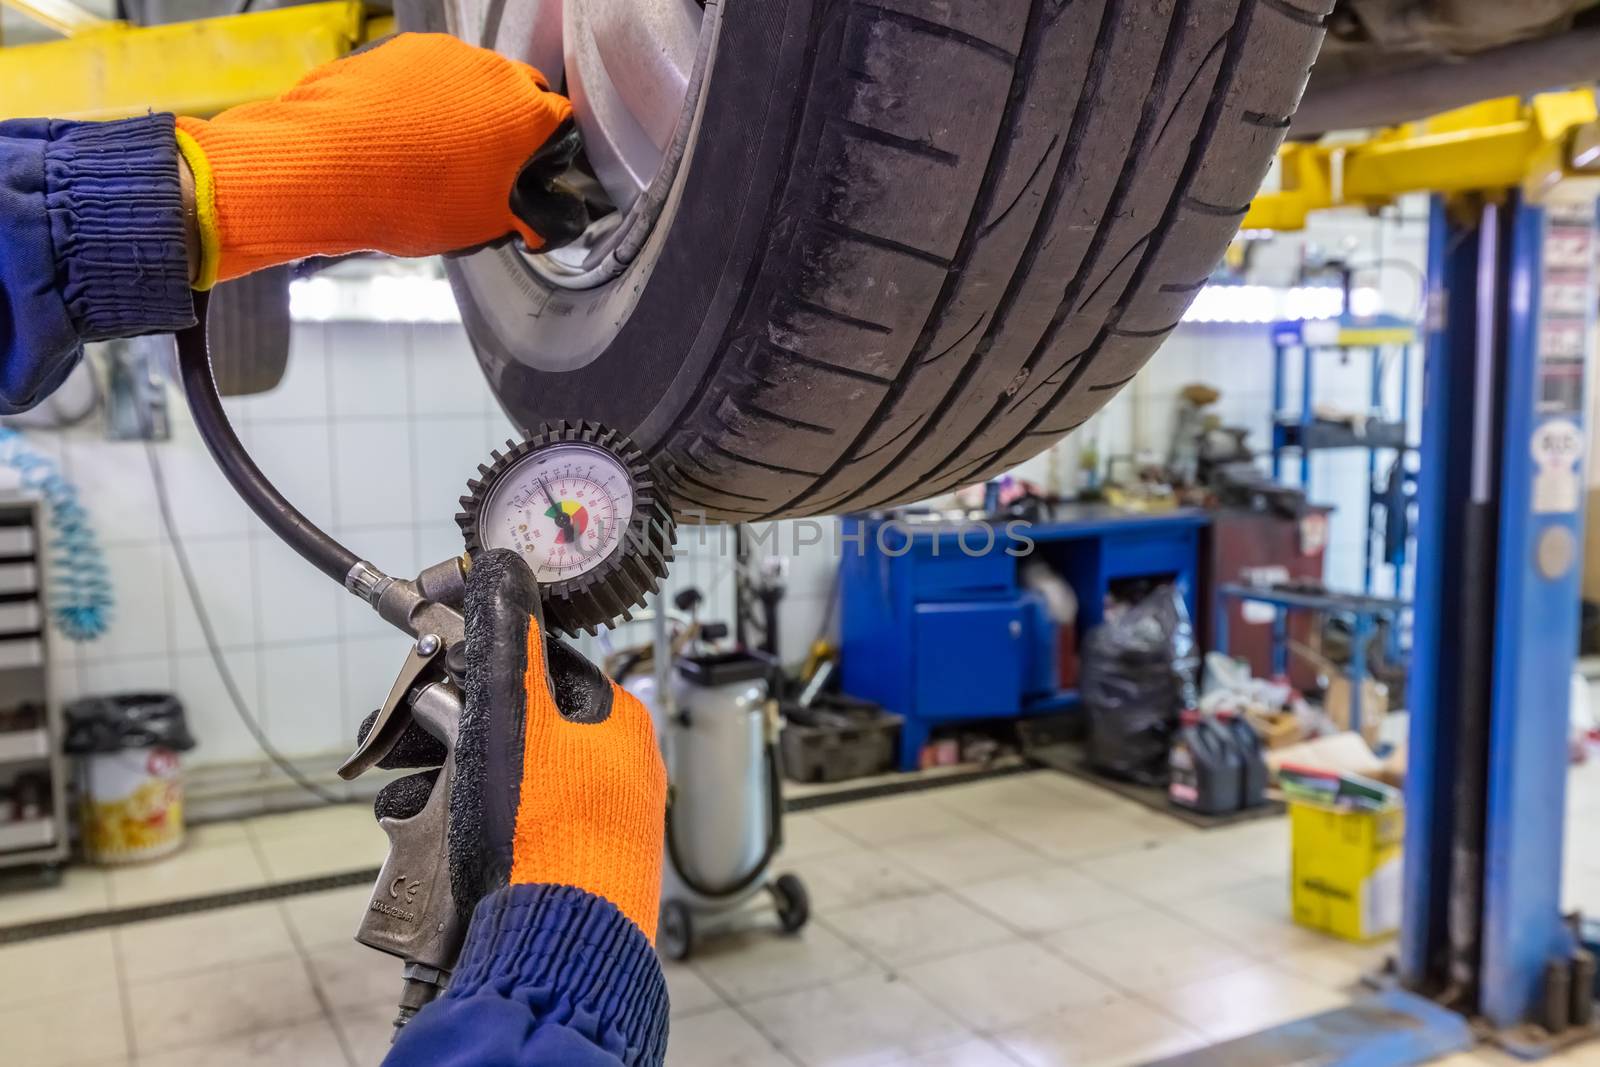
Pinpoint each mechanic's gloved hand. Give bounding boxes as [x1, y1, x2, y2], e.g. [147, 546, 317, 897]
[175, 33, 585, 287]
[371, 548, 668, 942]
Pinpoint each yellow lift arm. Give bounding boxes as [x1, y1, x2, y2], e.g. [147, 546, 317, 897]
[0, 0, 392, 121]
[1244, 91, 1600, 232]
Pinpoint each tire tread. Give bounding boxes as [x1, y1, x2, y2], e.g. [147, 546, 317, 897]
[484, 0, 1329, 521]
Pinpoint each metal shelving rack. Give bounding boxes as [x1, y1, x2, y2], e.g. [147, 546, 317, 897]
[1270, 315, 1419, 598]
[0, 496, 68, 871]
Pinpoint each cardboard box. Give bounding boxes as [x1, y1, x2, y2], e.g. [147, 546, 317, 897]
[1266, 731, 1385, 783]
[1289, 798, 1403, 942]
[1324, 672, 1388, 748]
[1245, 707, 1303, 749]
[1292, 644, 1387, 748]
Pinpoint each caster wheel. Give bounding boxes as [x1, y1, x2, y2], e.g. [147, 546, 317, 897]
[770, 873, 809, 934]
[659, 900, 695, 961]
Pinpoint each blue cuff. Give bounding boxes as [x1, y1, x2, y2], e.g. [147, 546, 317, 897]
[42, 113, 194, 342]
[442, 884, 668, 1065]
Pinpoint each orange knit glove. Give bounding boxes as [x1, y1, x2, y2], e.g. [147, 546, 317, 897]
[445, 549, 666, 941]
[175, 33, 577, 286]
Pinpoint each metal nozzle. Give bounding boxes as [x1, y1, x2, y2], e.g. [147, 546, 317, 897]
[391, 964, 448, 1040]
[345, 560, 392, 606]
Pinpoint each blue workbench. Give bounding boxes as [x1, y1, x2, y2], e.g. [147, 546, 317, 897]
[839, 507, 1209, 769]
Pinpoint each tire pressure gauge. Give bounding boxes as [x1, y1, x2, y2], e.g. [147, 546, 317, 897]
[457, 422, 674, 635]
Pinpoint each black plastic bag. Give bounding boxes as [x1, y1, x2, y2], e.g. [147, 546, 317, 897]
[64, 693, 196, 754]
[1081, 586, 1197, 785]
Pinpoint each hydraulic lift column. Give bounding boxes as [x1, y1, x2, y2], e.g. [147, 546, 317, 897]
[1402, 191, 1597, 1042]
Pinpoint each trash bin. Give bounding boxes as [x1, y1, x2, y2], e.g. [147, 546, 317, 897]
[64, 694, 196, 864]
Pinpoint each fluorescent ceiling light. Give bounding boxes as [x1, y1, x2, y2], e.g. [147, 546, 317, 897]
[1181, 284, 1381, 324]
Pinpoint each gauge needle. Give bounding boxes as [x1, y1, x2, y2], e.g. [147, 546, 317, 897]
[540, 478, 581, 547]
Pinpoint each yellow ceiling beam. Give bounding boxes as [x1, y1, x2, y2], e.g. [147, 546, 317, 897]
[1243, 90, 1600, 232]
[0, 1, 388, 121]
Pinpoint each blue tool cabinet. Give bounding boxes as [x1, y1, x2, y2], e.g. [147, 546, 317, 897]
[840, 508, 1208, 769]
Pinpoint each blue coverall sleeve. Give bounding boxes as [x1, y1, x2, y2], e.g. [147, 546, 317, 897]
[1, 113, 195, 414]
[384, 884, 670, 1067]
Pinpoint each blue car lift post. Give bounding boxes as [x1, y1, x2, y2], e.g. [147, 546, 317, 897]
[1398, 189, 1597, 1053]
[1155, 170, 1600, 1066]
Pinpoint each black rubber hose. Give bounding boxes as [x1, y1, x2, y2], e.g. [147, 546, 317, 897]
[665, 743, 785, 901]
[1443, 203, 1514, 1009]
[175, 291, 361, 586]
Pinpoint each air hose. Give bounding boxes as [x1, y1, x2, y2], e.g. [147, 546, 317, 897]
[164, 293, 354, 804]
[0, 427, 113, 641]
[175, 291, 361, 585]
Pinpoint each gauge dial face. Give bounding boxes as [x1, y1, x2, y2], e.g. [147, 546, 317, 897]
[476, 443, 636, 583]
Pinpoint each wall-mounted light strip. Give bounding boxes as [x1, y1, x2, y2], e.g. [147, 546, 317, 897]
[289, 275, 461, 324]
[1180, 284, 1380, 324]
[290, 277, 1383, 328]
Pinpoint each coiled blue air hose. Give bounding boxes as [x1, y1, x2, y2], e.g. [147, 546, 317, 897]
[0, 427, 113, 641]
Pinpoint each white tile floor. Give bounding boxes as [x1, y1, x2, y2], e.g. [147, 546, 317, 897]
[6, 764, 1600, 1066]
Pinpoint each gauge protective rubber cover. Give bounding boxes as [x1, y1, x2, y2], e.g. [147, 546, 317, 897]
[457, 421, 675, 636]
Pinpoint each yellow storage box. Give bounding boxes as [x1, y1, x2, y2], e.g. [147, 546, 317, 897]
[1289, 799, 1403, 942]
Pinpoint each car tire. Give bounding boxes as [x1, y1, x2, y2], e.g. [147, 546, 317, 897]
[419, 0, 1331, 520]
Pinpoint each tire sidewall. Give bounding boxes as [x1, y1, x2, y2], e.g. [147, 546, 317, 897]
[440, 2, 814, 452]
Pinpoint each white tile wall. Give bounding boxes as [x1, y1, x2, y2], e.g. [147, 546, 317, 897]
[332, 421, 416, 529]
[326, 323, 408, 419]
[95, 544, 172, 661]
[165, 538, 257, 653]
[339, 636, 410, 741]
[62, 436, 164, 543]
[410, 325, 497, 416]
[18, 321, 609, 771]
[21, 207, 1428, 771]
[159, 418, 257, 539]
[22, 321, 829, 771]
[233, 322, 330, 422]
[172, 649, 260, 763]
[248, 422, 337, 530]
[81, 655, 172, 697]
[252, 536, 342, 645]
[258, 643, 345, 756]
[411, 416, 493, 531]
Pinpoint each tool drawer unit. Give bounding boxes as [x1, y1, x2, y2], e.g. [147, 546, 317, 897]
[0, 497, 67, 869]
[840, 508, 1208, 770]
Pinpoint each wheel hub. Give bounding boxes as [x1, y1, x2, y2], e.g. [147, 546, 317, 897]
[447, 0, 709, 290]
